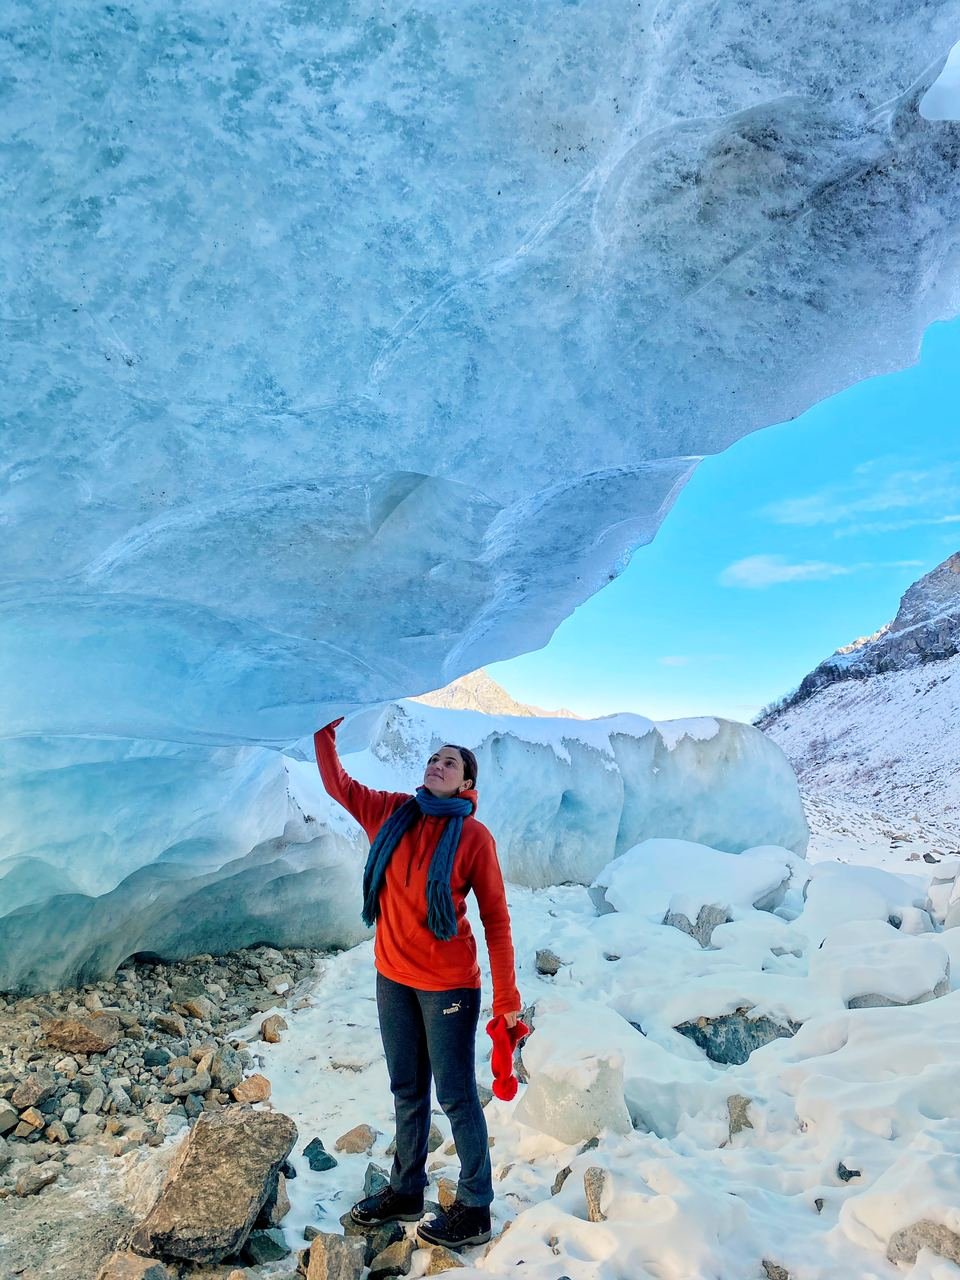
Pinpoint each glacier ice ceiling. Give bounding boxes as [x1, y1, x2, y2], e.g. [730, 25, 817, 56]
[3, 1, 960, 742]
[1, 3, 959, 989]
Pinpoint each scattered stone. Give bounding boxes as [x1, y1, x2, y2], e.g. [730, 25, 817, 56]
[74, 1113, 103, 1138]
[422, 1245, 465, 1273]
[762, 1262, 790, 1280]
[95, 1249, 176, 1280]
[43, 1012, 122, 1054]
[535, 949, 562, 976]
[437, 1177, 457, 1210]
[155, 1013, 187, 1037]
[268, 974, 295, 995]
[303, 1137, 338, 1171]
[258, 1170, 292, 1227]
[132, 1107, 298, 1263]
[674, 1008, 799, 1065]
[727, 1094, 754, 1140]
[182, 996, 219, 1023]
[837, 1161, 861, 1182]
[364, 1162, 389, 1197]
[12, 1070, 58, 1110]
[306, 1230, 366, 1280]
[887, 1219, 960, 1265]
[211, 1045, 244, 1091]
[583, 1166, 608, 1222]
[232, 1074, 271, 1104]
[241, 1226, 290, 1263]
[261, 1014, 288, 1044]
[83, 1086, 107, 1114]
[335, 1123, 378, 1154]
[167, 1070, 212, 1098]
[339, 1211, 404, 1264]
[0, 1100, 18, 1135]
[18, 1106, 46, 1131]
[45, 1119, 71, 1143]
[15, 1163, 60, 1196]
[551, 1165, 571, 1195]
[369, 1237, 415, 1278]
[663, 903, 730, 948]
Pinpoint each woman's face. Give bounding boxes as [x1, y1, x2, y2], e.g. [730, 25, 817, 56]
[423, 746, 472, 798]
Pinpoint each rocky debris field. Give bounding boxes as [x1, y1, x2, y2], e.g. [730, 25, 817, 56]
[0, 946, 324, 1279]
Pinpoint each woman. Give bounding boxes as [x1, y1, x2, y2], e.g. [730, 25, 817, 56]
[313, 718, 521, 1251]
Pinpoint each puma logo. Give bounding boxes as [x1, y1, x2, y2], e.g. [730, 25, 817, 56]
[443, 1001, 462, 1015]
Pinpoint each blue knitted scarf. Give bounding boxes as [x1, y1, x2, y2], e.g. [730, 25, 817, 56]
[361, 787, 474, 941]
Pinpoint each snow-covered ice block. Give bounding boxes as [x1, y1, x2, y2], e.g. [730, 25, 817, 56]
[840, 1124, 960, 1264]
[797, 862, 930, 947]
[592, 839, 799, 924]
[514, 1003, 634, 1143]
[808, 921, 950, 1009]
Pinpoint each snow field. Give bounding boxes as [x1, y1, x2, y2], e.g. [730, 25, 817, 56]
[250, 837, 960, 1280]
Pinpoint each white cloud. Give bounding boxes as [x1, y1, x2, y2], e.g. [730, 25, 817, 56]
[719, 555, 923, 589]
[761, 464, 960, 530]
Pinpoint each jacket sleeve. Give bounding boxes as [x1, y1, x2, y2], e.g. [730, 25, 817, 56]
[313, 720, 411, 841]
[468, 830, 521, 1017]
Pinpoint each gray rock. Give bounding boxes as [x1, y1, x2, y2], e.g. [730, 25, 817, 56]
[663, 904, 730, 948]
[339, 1211, 404, 1265]
[847, 971, 949, 1009]
[364, 1162, 389, 1197]
[241, 1226, 290, 1263]
[0, 1099, 19, 1135]
[675, 1008, 799, 1065]
[369, 1237, 415, 1279]
[15, 1162, 60, 1196]
[73, 1113, 103, 1138]
[551, 1165, 571, 1195]
[306, 1230, 366, 1280]
[83, 1086, 106, 1114]
[303, 1137, 338, 1172]
[210, 1045, 244, 1091]
[588, 885, 616, 916]
[535, 949, 562, 976]
[762, 1263, 790, 1280]
[887, 1219, 960, 1266]
[95, 1250, 176, 1280]
[583, 1166, 608, 1222]
[167, 1069, 212, 1098]
[727, 1094, 754, 1139]
[132, 1107, 298, 1263]
[12, 1070, 58, 1110]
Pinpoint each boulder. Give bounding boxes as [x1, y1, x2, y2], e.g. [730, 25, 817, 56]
[131, 1107, 297, 1263]
[15, 1163, 60, 1196]
[303, 1137, 338, 1172]
[95, 1250, 176, 1280]
[422, 1246, 464, 1273]
[675, 1008, 799, 1065]
[305, 1231, 366, 1280]
[12, 1070, 58, 1110]
[887, 1219, 960, 1266]
[368, 1237, 415, 1279]
[535, 949, 562, 976]
[43, 1013, 121, 1054]
[338, 1212, 404, 1265]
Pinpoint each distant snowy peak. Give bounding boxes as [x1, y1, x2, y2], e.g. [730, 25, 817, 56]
[769, 552, 960, 712]
[412, 669, 580, 719]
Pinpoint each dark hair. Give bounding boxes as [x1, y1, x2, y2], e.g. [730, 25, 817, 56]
[444, 744, 478, 790]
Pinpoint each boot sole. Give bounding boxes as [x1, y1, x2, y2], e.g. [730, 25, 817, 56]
[351, 1208, 423, 1226]
[416, 1223, 492, 1249]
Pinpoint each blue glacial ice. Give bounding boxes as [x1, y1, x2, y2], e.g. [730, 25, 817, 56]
[0, 702, 807, 990]
[0, 2, 957, 987]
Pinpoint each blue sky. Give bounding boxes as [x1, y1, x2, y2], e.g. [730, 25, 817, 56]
[490, 318, 960, 722]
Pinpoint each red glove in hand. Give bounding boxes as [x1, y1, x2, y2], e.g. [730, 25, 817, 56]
[486, 1014, 530, 1102]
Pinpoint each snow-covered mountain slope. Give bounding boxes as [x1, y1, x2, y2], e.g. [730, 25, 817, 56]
[413, 669, 580, 719]
[760, 554, 960, 867]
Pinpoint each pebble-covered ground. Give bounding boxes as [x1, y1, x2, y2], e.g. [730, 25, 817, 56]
[0, 944, 325, 1280]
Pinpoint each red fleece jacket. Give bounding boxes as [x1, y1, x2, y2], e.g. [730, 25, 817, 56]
[314, 722, 521, 1017]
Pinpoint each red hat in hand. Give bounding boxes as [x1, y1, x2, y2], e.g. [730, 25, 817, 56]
[486, 1014, 530, 1102]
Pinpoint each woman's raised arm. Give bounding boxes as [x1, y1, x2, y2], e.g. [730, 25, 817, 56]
[313, 719, 411, 841]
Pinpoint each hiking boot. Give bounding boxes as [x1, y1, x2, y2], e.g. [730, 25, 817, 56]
[417, 1200, 492, 1249]
[350, 1185, 424, 1226]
